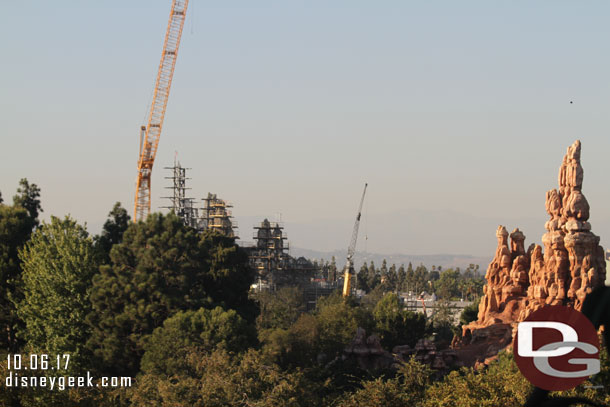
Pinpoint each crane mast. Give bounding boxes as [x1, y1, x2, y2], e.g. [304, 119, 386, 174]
[342, 183, 368, 297]
[134, 0, 189, 222]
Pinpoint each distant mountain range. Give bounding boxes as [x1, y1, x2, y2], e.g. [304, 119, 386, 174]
[289, 247, 491, 271]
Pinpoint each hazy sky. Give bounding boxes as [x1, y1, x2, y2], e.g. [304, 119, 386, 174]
[1, 1, 609, 257]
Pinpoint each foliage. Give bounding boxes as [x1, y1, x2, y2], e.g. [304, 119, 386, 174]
[140, 306, 254, 376]
[131, 349, 318, 407]
[0, 180, 42, 352]
[0, 205, 34, 351]
[314, 294, 372, 360]
[253, 286, 305, 332]
[93, 202, 130, 263]
[86, 213, 255, 376]
[338, 357, 432, 407]
[198, 229, 258, 322]
[373, 293, 427, 349]
[12, 178, 42, 228]
[17, 216, 98, 373]
[434, 269, 461, 299]
[423, 351, 529, 407]
[355, 260, 484, 300]
[261, 293, 371, 369]
[356, 262, 369, 292]
[459, 298, 480, 326]
[430, 299, 456, 348]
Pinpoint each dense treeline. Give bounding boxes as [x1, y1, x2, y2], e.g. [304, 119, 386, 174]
[0, 179, 608, 406]
[317, 255, 485, 300]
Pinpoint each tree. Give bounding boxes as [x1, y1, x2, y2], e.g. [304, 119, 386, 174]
[17, 216, 97, 373]
[338, 357, 432, 407]
[94, 202, 130, 263]
[384, 263, 397, 291]
[13, 178, 42, 228]
[405, 262, 415, 292]
[459, 298, 481, 326]
[379, 260, 389, 287]
[373, 293, 427, 349]
[357, 262, 369, 292]
[430, 299, 455, 348]
[254, 286, 305, 332]
[366, 261, 379, 291]
[141, 306, 254, 377]
[329, 256, 338, 282]
[261, 293, 372, 369]
[198, 230, 257, 321]
[87, 213, 255, 376]
[397, 265, 406, 291]
[315, 294, 371, 359]
[132, 349, 317, 407]
[423, 351, 529, 407]
[434, 268, 461, 299]
[0, 205, 34, 351]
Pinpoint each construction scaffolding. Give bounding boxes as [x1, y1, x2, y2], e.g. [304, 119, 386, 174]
[162, 161, 202, 230]
[202, 193, 238, 238]
[248, 219, 289, 277]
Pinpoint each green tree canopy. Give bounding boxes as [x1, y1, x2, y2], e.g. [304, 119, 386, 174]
[132, 349, 316, 407]
[373, 293, 427, 349]
[261, 293, 372, 369]
[141, 306, 254, 377]
[13, 178, 42, 228]
[87, 213, 254, 376]
[338, 357, 432, 407]
[94, 201, 130, 263]
[254, 286, 305, 332]
[459, 298, 481, 326]
[0, 204, 35, 351]
[17, 216, 97, 373]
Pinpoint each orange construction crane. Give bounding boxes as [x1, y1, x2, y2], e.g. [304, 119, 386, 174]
[134, 0, 189, 222]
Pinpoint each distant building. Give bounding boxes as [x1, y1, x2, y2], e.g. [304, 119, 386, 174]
[241, 219, 318, 288]
[201, 193, 238, 238]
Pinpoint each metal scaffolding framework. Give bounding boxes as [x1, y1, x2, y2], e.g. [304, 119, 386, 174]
[162, 161, 201, 230]
[202, 193, 238, 238]
[248, 219, 290, 277]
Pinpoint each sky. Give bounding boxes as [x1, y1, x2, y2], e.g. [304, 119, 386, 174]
[1, 1, 609, 257]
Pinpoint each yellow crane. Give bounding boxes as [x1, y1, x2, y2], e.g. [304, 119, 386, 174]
[342, 183, 368, 297]
[134, 0, 189, 222]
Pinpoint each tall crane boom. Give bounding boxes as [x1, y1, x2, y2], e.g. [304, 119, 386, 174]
[342, 183, 368, 297]
[134, 0, 189, 222]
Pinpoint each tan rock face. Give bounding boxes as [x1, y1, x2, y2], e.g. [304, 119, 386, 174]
[463, 140, 606, 338]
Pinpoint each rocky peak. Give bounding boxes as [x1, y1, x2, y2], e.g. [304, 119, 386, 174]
[461, 140, 606, 351]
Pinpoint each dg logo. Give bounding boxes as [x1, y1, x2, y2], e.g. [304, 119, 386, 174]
[514, 305, 600, 391]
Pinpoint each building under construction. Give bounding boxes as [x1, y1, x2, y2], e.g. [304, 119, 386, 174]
[242, 219, 319, 288]
[201, 193, 238, 238]
[162, 163, 237, 237]
[162, 161, 202, 231]
[248, 219, 289, 277]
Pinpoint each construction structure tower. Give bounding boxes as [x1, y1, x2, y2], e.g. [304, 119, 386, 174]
[250, 219, 289, 277]
[134, 0, 189, 222]
[202, 193, 238, 238]
[162, 161, 201, 230]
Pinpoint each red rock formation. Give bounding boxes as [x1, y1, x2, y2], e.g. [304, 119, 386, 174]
[460, 140, 606, 357]
[524, 140, 606, 318]
[469, 225, 531, 328]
